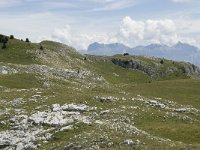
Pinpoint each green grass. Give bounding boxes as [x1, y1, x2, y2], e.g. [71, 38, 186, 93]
[0, 37, 200, 149]
[0, 73, 42, 89]
[0, 39, 40, 64]
[141, 121, 200, 144]
[110, 54, 189, 80]
[86, 56, 151, 84]
[124, 79, 200, 108]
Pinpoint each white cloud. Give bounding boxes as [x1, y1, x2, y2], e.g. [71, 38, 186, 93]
[40, 25, 113, 50]
[42, 16, 200, 50]
[118, 16, 200, 47]
[118, 16, 179, 46]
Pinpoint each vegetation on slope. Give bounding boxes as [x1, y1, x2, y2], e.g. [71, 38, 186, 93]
[0, 36, 40, 65]
[0, 35, 200, 150]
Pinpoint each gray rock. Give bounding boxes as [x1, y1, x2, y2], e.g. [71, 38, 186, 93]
[16, 143, 24, 150]
[42, 82, 51, 88]
[0, 66, 18, 75]
[95, 96, 112, 103]
[123, 139, 137, 146]
[12, 98, 24, 107]
[111, 58, 200, 79]
[61, 103, 91, 112]
[0, 140, 10, 148]
[60, 125, 74, 131]
[147, 100, 166, 109]
[174, 108, 187, 112]
[64, 143, 82, 150]
[28, 103, 94, 126]
[51, 104, 61, 112]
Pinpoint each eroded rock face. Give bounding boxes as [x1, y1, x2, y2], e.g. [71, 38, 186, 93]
[0, 103, 95, 150]
[0, 128, 43, 150]
[111, 58, 200, 79]
[28, 103, 95, 127]
[0, 140, 10, 149]
[28, 111, 74, 127]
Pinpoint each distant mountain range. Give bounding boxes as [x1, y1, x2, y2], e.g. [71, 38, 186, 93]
[85, 42, 200, 67]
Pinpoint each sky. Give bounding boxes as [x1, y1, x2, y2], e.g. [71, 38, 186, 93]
[0, 0, 200, 50]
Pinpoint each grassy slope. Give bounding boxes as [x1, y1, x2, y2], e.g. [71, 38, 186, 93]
[0, 73, 42, 89]
[0, 39, 40, 65]
[111, 54, 190, 80]
[0, 38, 200, 149]
[124, 79, 200, 108]
[86, 55, 151, 84]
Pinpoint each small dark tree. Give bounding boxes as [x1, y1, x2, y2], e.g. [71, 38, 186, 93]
[123, 53, 129, 56]
[0, 35, 4, 43]
[25, 38, 30, 43]
[2, 43, 7, 49]
[84, 57, 87, 60]
[10, 35, 14, 39]
[40, 44, 44, 50]
[0, 35, 8, 43]
[4, 37, 9, 43]
[160, 59, 164, 64]
[0, 34, 3, 41]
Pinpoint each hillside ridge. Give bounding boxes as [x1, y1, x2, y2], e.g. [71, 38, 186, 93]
[0, 35, 200, 150]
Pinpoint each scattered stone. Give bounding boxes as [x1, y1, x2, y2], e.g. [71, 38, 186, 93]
[42, 82, 51, 88]
[43, 133, 52, 141]
[0, 129, 41, 150]
[147, 100, 166, 109]
[123, 139, 135, 145]
[28, 103, 94, 127]
[52, 104, 61, 112]
[28, 111, 74, 127]
[64, 143, 82, 150]
[12, 98, 24, 107]
[123, 139, 139, 146]
[60, 125, 74, 131]
[61, 103, 93, 112]
[95, 120, 104, 125]
[0, 66, 18, 75]
[100, 110, 110, 115]
[90, 145, 100, 149]
[174, 108, 187, 112]
[0, 140, 10, 149]
[95, 96, 113, 103]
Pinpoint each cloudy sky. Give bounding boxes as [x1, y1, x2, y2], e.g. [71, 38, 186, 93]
[1, 0, 200, 50]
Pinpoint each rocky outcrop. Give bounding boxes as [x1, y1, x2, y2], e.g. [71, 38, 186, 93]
[0, 65, 18, 75]
[28, 103, 95, 127]
[179, 62, 200, 76]
[0, 103, 96, 150]
[111, 58, 200, 79]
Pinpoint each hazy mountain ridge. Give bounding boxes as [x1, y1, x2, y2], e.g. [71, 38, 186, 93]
[86, 42, 200, 67]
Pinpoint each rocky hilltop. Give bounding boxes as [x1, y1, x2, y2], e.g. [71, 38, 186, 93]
[111, 56, 200, 79]
[86, 42, 200, 67]
[0, 35, 200, 150]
